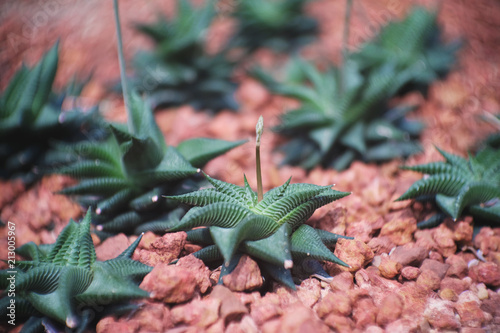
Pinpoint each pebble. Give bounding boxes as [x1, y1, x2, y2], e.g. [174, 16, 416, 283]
[469, 262, 500, 287]
[222, 255, 263, 291]
[389, 245, 428, 267]
[423, 298, 460, 330]
[140, 263, 198, 303]
[334, 238, 374, 272]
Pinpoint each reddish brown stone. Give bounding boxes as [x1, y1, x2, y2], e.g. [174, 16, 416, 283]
[345, 221, 373, 243]
[367, 236, 396, 256]
[177, 254, 211, 293]
[481, 292, 500, 316]
[138, 231, 158, 250]
[206, 319, 225, 333]
[378, 255, 402, 279]
[423, 298, 460, 330]
[277, 303, 330, 333]
[311, 206, 348, 236]
[440, 277, 469, 295]
[420, 259, 450, 279]
[261, 318, 281, 333]
[328, 271, 354, 291]
[352, 296, 378, 329]
[296, 278, 321, 308]
[428, 250, 444, 262]
[236, 78, 270, 110]
[355, 268, 402, 291]
[473, 227, 499, 256]
[129, 301, 166, 332]
[445, 254, 469, 278]
[273, 284, 298, 307]
[365, 326, 385, 333]
[385, 319, 421, 333]
[315, 290, 352, 318]
[469, 262, 500, 287]
[250, 293, 282, 326]
[455, 291, 487, 328]
[376, 293, 403, 327]
[96, 317, 138, 333]
[211, 285, 248, 323]
[324, 313, 355, 332]
[0, 179, 24, 208]
[380, 210, 417, 245]
[414, 229, 438, 252]
[399, 282, 431, 318]
[439, 288, 458, 301]
[432, 224, 457, 257]
[140, 263, 198, 303]
[334, 238, 374, 272]
[183, 243, 203, 254]
[400, 266, 421, 280]
[225, 315, 259, 333]
[150, 232, 187, 263]
[461, 328, 489, 333]
[95, 233, 130, 261]
[222, 255, 263, 291]
[416, 269, 442, 291]
[389, 245, 428, 267]
[452, 219, 473, 243]
[171, 298, 221, 328]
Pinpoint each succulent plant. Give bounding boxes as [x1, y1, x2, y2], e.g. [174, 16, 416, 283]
[397, 147, 500, 228]
[166, 117, 352, 289]
[0, 42, 105, 184]
[350, 6, 461, 96]
[253, 57, 424, 170]
[132, 0, 237, 112]
[229, 0, 318, 54]
[58, 1, 245, 237]
[58, 91, 245, 236]
[253, 6, 458, 170]
[0, 209, 151, 332]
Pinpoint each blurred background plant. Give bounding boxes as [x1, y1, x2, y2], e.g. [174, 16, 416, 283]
[0, 42, 106, 185]
[227, 0, 318, 54]
[253, 6, 460, 170]
[131, 0, 238, 113]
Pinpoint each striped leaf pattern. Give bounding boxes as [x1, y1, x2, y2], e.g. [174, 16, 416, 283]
[166, 173, 351, 289]
[58, 89, 244, 236]
[0, 210, 151, 330]
[398, 147, 500, 226]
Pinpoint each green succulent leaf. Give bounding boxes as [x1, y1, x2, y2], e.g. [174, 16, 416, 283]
[290, 225, 349, 267]
[176, 138, 247, 168]
[0, 210, 151, 330]
[399, 147, 500, 226]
